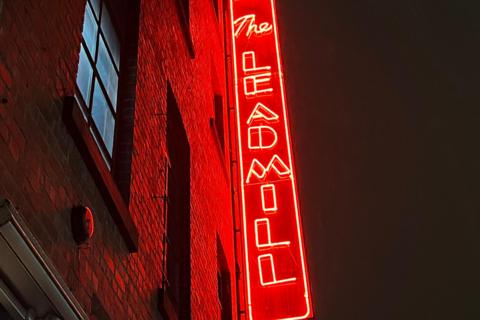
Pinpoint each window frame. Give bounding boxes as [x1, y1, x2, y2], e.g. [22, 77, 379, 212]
[213, 93, 226, 152]
[158, 84, 192, 319]
[175, 0, 195, 58]
[76, 0, 121, 167]
[212, 0, 219, 19]
[217, 237, 233, 320]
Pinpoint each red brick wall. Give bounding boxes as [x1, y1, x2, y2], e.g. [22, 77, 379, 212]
[0, 0, 236, 319]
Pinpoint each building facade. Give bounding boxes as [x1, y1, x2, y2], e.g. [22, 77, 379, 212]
[0, 0, 237, 319]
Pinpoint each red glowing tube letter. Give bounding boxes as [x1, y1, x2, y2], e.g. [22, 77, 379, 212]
[258, 254, 296, 286]
[243, 51, 271, 73]
[260, 184, 277, 213]
[242, 51, 273, 96]
[246, 102, 280, 125]
[229, 0, 313, 319]
[248, 126, 278, 150]
[234, 14, 273, 38]
[254, 218, 290, 249]
[245, 155, 291, 184]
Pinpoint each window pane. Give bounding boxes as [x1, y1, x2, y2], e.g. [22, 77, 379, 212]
[76, 45, 94, 104]
[100, 3, 120, 69]
[88, 0, 101, 20]
[97, 36, 119, 109]
[92, 80, 115, 155]
[82, 4, 98, 54]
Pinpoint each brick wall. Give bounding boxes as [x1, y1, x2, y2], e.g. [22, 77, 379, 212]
[0, 0, 236, 319]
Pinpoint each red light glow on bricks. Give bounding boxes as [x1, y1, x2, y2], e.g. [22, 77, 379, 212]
[229, 0, 313, 319]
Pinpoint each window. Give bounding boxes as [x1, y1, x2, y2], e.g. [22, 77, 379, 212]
[178, 0, 190, 23]
[175, 0, 194, 58]
[214, 94, 225, 151]
[212, 0, 219, 18]
[217, 237, 232, 320]
[164, 85, 191, 319]
[76, 0, 121, 166]
[66, 0, 141, 250]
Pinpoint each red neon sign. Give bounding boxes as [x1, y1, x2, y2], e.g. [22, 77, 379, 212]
[229, 0, 313, 319]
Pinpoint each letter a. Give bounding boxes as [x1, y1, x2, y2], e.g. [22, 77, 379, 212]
[246, 102, 279, 125]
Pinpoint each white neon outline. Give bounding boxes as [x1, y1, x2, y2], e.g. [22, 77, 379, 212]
[258, 254, 296, 286]
[230, 0, 313, 319]
[248, 126, 278, 150]
[246, 102, 280, 125]
[254, 218, 290, 249]
[245, 155, 291, 184]
[243, 73, 274, 96]
[242, 51, 273, 96]
[242, 51, 272, 73]
[234, 14, 273, 38]
[261, 184, 277, 212]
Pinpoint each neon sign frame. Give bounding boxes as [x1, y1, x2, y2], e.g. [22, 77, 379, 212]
[229, 0, 313, 319]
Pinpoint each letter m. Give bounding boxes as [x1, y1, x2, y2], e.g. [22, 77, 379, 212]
[246, 155, 291, 184]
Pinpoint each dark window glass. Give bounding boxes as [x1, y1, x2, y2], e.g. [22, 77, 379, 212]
[100, 3, 120, 68]
[165, 85, 191, 319]
[214, 94, 225, 151]
[217, 238, 232, 320]
[175, 0, 194, 58]
[76, 0, 120, 165]
[179, 0, 189, 21]
[212, 0, 219, 18]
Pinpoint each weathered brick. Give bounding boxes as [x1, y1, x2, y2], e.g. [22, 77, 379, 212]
[0, 115, 10, 144]
[0, 61, 12, 88]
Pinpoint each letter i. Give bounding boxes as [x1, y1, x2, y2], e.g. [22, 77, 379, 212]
[261, 184, 277, 213]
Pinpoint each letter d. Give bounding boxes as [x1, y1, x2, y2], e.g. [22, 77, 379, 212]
[248, 126, 278, 150]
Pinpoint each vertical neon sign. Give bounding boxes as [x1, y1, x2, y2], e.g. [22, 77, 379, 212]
[229, 0, 313, 319]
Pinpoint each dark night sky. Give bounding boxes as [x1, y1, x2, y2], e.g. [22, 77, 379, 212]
[276, 1, 480, 319]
